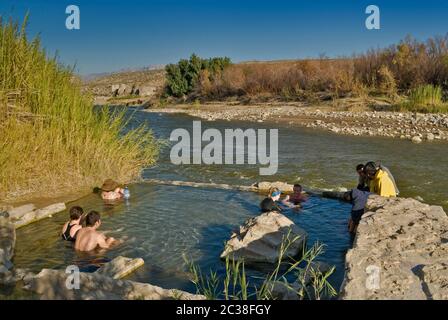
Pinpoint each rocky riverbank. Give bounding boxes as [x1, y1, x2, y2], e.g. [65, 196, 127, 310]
[145, 103, 448, 142]
[340, 195, 448, 299]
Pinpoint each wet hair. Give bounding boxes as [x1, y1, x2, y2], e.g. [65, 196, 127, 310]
[260, 198, 275, 213]
[69, 206, 83, 220]
[85, 211, 101, 227]
[293, 184, 303, 191]
[356, 164, 365, 171]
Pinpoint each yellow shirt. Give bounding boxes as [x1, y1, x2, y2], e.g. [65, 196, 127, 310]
[369, 169, 397, 197]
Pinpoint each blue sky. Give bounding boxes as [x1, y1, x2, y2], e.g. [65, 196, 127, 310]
[1, 0, 447, 75]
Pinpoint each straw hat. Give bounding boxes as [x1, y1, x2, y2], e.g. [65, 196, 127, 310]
[101, 179, 120, 192]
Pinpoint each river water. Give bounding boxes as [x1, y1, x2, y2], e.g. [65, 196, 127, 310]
[7, 108, 448, 299]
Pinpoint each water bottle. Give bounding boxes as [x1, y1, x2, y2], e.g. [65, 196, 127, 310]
[123, 186, 131, 199]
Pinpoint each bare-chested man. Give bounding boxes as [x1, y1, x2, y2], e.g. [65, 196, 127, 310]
[75, 211, 121, 252]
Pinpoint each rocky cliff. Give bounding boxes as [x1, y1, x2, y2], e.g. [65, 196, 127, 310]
[340, 195, 448, 300]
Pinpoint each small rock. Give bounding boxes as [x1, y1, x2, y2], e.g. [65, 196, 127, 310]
[411, 136, 422, 144]
[96, 256, 144, 279]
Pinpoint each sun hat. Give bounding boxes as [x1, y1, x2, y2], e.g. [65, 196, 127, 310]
[101, 179, 120, 192]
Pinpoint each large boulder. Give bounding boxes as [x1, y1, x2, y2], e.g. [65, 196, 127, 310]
[340, 196, 448, 300]
[220, 211, 307, 264]
[24, 269, 204, 300]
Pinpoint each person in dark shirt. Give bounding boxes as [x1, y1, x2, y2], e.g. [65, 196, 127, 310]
[343, 188, 371, 234]
[260, 197, 282, 213]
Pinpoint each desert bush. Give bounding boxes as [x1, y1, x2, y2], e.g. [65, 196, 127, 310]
[0, 16, 159, 200]
[165, 35, 448, 111]
[377, 65, 398, 100]
[164, 54, 231, 97]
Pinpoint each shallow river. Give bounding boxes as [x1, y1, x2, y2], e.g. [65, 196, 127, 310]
[7, 108, 448, 298]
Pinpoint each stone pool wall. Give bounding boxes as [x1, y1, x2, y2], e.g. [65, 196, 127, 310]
[340, 195, 448, 300]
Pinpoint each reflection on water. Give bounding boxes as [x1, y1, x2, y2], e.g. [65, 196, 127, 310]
[10, 109, 448, 298]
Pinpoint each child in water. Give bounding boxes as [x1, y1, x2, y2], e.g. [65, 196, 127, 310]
[260, 188, 283, 212]
[284, 184, 308, 205]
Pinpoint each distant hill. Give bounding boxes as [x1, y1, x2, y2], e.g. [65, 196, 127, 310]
[82, 66, 166, 98]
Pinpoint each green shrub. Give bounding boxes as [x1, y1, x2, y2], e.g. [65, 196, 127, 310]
[165, 54, 231, 97]
[0, 16, 159, 200]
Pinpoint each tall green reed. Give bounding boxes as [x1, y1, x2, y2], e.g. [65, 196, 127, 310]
[184, 231, 336, 300]
[0, 16, 158, 200]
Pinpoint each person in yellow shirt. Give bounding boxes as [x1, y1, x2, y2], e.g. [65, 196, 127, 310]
[364, 162, 397, 197]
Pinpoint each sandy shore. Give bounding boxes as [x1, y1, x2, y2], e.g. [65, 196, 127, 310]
[144, 102, 448, 142]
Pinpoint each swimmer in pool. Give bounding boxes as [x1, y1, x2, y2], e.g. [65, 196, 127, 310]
[61, 206, 84, 242]
[75, 211, 122, 252]
[283, 184, 308, 206]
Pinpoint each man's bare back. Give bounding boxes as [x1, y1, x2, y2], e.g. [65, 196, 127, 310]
[75, 227, 115, 252]
[75, 211, 122, 252]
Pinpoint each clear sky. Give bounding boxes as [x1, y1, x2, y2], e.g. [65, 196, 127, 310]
[1, 0, 447, 75]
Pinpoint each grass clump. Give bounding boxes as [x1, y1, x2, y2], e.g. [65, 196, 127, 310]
[184, 233, 336, 300]
[0, 16, 159, 200]
[409, 85, 443, 107]
[395, 85, 448, 113]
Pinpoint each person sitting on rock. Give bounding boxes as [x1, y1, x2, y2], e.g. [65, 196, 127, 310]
[61, 206, 84, 242]
[100, 179, 125, 201]
[75, 211, 121, 252]
[343, 188, 371, 234]
[356, 164, 370, 191]
[285, 184, 309, 205]
[364, 162, 398, 197]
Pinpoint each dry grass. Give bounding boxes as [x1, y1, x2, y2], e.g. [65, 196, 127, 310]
[0, 16, 159, 200]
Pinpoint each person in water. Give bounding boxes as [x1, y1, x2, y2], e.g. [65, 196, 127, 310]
[364, 162, 398, 197]
[61, 206, 84, 242]
[343, 188, 371, 234]
[356, 164, 370, 191]
[259, 187, 284, 212]
[285, 184, 308, 205]
[260, 198, 277, 213]
[74, 211, 121, 252]
[100, 179, 125, 200]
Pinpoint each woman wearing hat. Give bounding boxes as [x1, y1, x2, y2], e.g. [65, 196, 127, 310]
[100, 179, 125, 200]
